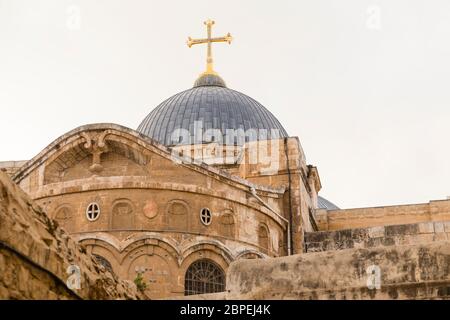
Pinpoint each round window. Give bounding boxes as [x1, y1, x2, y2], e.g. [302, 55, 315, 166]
[200, 208, 212, 226]
[86, 203, 100, 221]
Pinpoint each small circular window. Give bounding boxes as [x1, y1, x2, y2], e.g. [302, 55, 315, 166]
[86, 203, 100, 221]
[200, 208, 212, 226]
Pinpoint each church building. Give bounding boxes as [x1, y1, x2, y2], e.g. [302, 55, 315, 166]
[1, 20, 449, 300]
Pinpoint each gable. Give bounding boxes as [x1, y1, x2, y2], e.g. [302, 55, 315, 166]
[44, 151, 151, 184]
[14, 124, 284, 198]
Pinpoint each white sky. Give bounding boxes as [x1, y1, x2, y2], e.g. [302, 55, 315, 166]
[0, 0, 449, 209]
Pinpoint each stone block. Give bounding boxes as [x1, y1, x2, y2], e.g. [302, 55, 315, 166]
[304, 232, 328, 243]
[434, 233, 448, 241]
[385, 224, 419, 237]
[396, 235, 411, 246]
[368, 226, 385, 238]
[365, 237, 383, 248]
[322, 240, 336, 251]
[410, 233, 434, 245]
[434, 222, 445, 233]
[444, 222, 450, 232]
[382, 237, 395, 246]
[418, 222, 434, 234]
[338, 229, 353, 241]
[351, 228, 368, 241]
[306, 242, 322, 253]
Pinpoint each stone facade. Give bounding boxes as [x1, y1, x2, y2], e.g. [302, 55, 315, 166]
[3, 120, 450, 300]
[2, 105, 449, 301]
[5, 123, 320, 299]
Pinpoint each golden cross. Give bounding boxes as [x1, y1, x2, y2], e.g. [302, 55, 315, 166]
[187, 19, 233, 75]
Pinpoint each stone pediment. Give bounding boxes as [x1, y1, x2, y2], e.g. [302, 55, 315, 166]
[13, 124, 285, 197]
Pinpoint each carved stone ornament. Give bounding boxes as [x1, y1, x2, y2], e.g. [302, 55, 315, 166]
[81, 131, 110, 175]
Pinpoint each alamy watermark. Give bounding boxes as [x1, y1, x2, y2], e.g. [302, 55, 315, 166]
[366, 265, 381, 290]
[66, 265, 81, 290]
[66, 5, 81, 31]
[168, 121, 283, 174]
[366, 5, 382, 31]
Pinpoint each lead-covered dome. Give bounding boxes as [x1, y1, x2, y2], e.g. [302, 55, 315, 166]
[137, 74, 288, 146]
[318, 196, 340, 210]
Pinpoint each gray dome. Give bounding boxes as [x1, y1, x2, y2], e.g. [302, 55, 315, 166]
[318, 196, 340, 210]
[137, 74, 288, 146]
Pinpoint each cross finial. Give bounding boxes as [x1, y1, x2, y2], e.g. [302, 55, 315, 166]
[187, 19, 233, 76]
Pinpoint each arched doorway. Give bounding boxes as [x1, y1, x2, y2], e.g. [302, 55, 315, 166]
[184, 259, 225, 296]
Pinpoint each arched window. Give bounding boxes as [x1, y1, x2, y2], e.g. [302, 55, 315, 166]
[184, 259, 225, 296]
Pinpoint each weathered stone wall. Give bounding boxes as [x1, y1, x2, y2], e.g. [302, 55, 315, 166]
[0, 171, 144, 300]
[218, 241, 450, 300]
[315, 199, 450, 231]
[305, 221, 450, 253]
[236, 137, 321, 253]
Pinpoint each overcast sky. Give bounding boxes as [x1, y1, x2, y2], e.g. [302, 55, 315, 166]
[0, 0, 449, 209]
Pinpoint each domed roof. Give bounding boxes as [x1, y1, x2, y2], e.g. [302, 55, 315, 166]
[318, 196, 340, 210]
[137, 74, 288, 146]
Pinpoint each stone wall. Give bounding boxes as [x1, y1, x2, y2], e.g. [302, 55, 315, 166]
[236, 137, 321, 253]
[305, 221, 450, 253]
[315, 199, 450, 231]
[217, 241, 450, 300]
[0, 171, 144, 300]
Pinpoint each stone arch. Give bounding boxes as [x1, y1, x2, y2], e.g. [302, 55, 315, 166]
[258, 223, 270, 253]
[165, 200, 189, 231]
[53, 204, 74, 233]
[78, 238, 121, 278]
[180, 242, 231, 296]
[236, 250, 265, 260]
[184, 259, 226, 296]
[120, 234, 181, 259]
[111, 198, 135, 230]
[102, 134, 151, 167]
[42, 132, 153, 184]
[181, 241, 234, 266]
[43, 140, 91, 184]
[219, 209, 236, 238]
[77, 233, 124, 254]
[123, 239, 180, 299]
[121, 238, 180, 264]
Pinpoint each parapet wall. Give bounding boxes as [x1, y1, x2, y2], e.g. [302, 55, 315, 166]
[305, 221, 450, 253]
[315, 199, 450, 231]
[222, 241, 450, 300]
